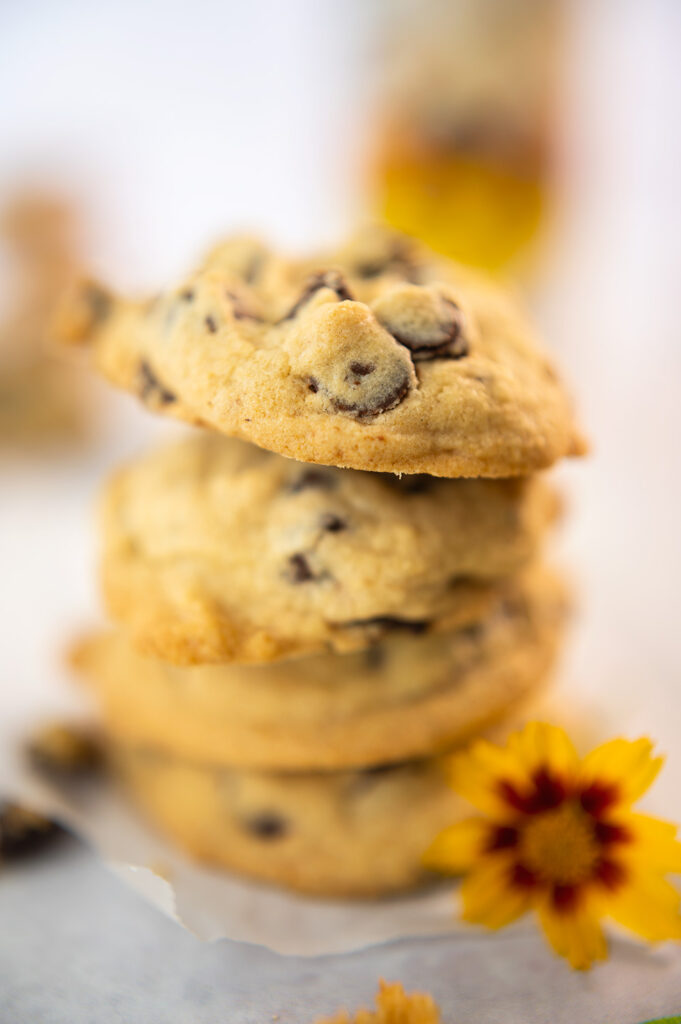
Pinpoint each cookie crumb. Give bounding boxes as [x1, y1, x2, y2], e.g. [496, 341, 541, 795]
[0, 801, 63, 861]
[26, 722, 103, 780]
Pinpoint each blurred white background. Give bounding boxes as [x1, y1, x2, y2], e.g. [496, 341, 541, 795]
[1, 1, 681, 1017]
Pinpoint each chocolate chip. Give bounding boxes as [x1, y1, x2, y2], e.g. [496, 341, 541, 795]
[336, 616, 430, 635]
[373, 290, 468, 361]
[243, 812, 288, 840]
[26, 724, 102, 780]
[205, 315, 217, 333]
[286, 553, 318, 583]
[349, 361, 375, 376]
[287, 468, 335, 494]
[279, 270, 354, 322]
[330, 367, 412, 419]
[0, 802, 63, 860]
[179, 288, 195, 302]
[320, 513, 346, 533]
[138, 360, 177, 405]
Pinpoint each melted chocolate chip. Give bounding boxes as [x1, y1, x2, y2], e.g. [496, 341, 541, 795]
[138, 360, 177, 405]
[179, 288, 195, 302]
[376, 295, 468, 361]
[336, 616, 430, 635]
[287, 553, 318, 583]
[205, 315, 217, 333]
[349, 361, 375, 376]
[279, 270, 354, 322]
[320, 513, 346, 533]
[330, 368, 412, 419]
[287, 468, 335, 494]
[244, 812, 288, 840]
[0, 802, 63, 860]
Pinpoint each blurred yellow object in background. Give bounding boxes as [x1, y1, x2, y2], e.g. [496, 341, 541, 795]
[369, 0, 561, 274]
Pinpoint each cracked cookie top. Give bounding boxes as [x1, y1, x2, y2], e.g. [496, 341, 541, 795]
[55, 226, 585, 477]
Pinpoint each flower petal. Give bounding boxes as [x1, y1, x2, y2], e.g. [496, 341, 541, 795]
[537, 897, 608, 970]
[447, 738, 527, 815]
[579, 738, 663, 807]
[423, 817, 488, 875]
[624, 813, 681, 873]
[606, 873, 681, 943]
[508, 721, 580, 779]
[460, 857, 532, 930]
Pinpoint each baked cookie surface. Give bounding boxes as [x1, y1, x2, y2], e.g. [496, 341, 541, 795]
[113, 745, 464, 897]
[56, 226, 584, 476]
[99, 435, 557, 664]
[74, 568, 567, 770]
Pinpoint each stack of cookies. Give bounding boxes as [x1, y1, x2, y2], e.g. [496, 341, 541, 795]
[58, 227, 584, 897]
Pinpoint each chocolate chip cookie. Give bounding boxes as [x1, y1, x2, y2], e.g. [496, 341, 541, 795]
[73, 568, 567, 770]
[55, 226, 585, 476]
[112, 745, 465, 896]
[109, 688, 556, 899]
[99, 435, 558, 664]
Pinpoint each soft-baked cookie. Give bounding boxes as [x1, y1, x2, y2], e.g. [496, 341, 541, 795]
[111, 685, 558, 899]
[99, 434, 558, 664]
[73, 568, 567, 770]
[112, 745, 466, 897]
[55, 225, 584, 477]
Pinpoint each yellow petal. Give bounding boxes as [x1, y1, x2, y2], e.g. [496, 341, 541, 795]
[423, 817, 488, 875]
[447, 739, 526, 816]
[579, 738, 663, 806]
[508, 721, 580, 779]
[537, 897, 608, 970]
[625, 813, 681, 873]
[460, 858, 531, 930]
[375, 981, 441, 1024]
[606, 873, 681, 943]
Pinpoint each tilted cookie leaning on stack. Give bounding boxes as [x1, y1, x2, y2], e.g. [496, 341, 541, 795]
[58, 226, 584, 897]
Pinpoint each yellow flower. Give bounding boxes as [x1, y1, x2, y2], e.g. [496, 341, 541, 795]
[315, 980, 441, 1024]
[424, 722, 681, 970]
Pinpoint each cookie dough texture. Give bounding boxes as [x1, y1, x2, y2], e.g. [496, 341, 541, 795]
[73, 568, 567, 770]
[55, 226, 585, 477]
[112, 746, 466, 896]
[99, 434, 558, 664]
